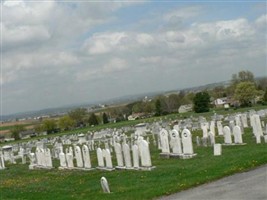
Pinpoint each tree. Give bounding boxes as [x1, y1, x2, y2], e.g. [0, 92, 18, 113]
[263, 89, 267, 104]
[257, 77, 267, 90]
[11, 125, 25, 140]
[88, 113, 99, 126]
[193, 92, 210, 113]
[42, 119, 57, 134]
[34, 124, 43, 134]
[231, 70, 254, 85]
[211, 86, 226, 99]
[166, 94, 180, 113]
[58, 116, 75, 131]
[102, 112, 109, 124]
[234, 81, 258, 106]
[155, 99, 162, 116]
[228, 70, 255, 96]
[68, 108, 87, 127]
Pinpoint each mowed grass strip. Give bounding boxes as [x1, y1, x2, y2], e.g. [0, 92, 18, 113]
[0, 128, 266, 200]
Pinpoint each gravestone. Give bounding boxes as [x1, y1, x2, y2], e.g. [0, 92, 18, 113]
[103, 149, 114, 170]
[223, 126, 232, 145]
[217, 121, 224, 136]
[132, 144, 140, 169]
[201, 123, 208, 138]
[82, 145, 92, 169]
[75, 146, 83, 168]
[241, 113, 248, 128]
[181, 129, 196, 158]
[59, 152, 67, 169]
[97, 148, 105, 169]
[100, 177, 110, 193]
[214, 144, 222, 156]
[138, 138, 155, 170]
[0, 153, 5, 170]
[169, 129, 182, 156]
[66, 152, 74, 168]
[196, 136, 201, 146]
[28, 153, 37, 169]
[122, 143, 132, 169]
[44, 148, 53, 168]
[114, 142, 124, 169]
[208, 131, 215, 146]
[159, 129, 170, 157]
[210, 121, 216, 135]
[233, 126, 244, 144]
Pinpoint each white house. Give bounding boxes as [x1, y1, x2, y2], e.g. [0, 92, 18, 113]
[214, 97, 228, 107]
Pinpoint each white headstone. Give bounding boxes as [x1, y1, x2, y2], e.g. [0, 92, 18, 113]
[100, 177, 110, 193]
[217, 121, 224, 136]
[44, 148, 52, 167]
[82, 145, 91, 169]
[169, 129, 182, 155]
[201, 123, 208, 138]
[75, 146, 83, 168]
[132, 144, 139, 169]
[181, 129, 194, 154]
[208, 131, 215, 146]
[223, 126, 232, 144]
[103, 149, 113, 169]
[159, 129, 170, 154]
[233, 126, 243, 144]
[214, 144, 222, 156]
[210, 121, 216, 135]
[138, 139, 152, 167]
[241, 114, 248, 128]
[59, 152, 67, 168]
[66, 153, 74, 168]
[122, 143, 132, 168]
[28, 153, 36, 169]
[0, 153, 5, 169]
[97, 148, 104, 168]
[114, 142, 124, 167]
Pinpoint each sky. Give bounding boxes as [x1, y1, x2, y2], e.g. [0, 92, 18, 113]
[1, 0, 266, 115]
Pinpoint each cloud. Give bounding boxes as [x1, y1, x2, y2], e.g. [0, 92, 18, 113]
[103, 58, 128, 73]
[164, 6, 202, 21]
[84, 32, 129, 55]
[1, 1, 266, 115]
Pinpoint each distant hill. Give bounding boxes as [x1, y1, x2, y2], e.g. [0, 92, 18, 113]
[3, 77, 266, 122]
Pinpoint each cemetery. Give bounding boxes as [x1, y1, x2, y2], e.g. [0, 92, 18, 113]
[0, 108, 267, 200]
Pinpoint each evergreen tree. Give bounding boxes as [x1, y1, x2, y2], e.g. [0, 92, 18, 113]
[102, 112, 109, 124]
[193, 92, 210, 113]
[88, 113, 99, 126]
[155, 99, 162, 116]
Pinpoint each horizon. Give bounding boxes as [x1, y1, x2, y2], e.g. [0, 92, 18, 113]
[2, 0, 266, 115]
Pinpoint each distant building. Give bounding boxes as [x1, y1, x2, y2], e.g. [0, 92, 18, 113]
[214, 97, 228, 107]
[178, 104, 193, 113]
[19, 130, 36, 140]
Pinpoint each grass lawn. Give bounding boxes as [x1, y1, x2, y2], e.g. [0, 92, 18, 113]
[0, 127, 267, 200]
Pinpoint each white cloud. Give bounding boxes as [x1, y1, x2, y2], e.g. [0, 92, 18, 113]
[194, 18, 254, 41]
[3, 24, 51, 48]
[103, 58, 128, 73]
[1, 1, 266, 115]
[164, 6, 202, 21]
[255, 14, 267, 29]
[136, 33, 154, 46]
[84, 32, 129, 55]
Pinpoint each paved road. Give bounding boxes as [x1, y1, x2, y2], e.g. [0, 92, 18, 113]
[157, 165, 267, 200]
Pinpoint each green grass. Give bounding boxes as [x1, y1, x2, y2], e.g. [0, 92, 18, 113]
[0, 128, 267, 200]
[0, 124, 34, 132]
